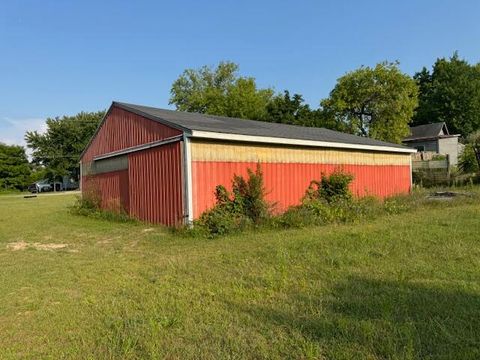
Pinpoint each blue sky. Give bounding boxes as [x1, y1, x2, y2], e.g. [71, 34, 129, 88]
[1, 0, 479, 146]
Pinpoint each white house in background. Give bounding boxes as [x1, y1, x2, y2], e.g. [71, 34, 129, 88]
[402, 122, 463, 166]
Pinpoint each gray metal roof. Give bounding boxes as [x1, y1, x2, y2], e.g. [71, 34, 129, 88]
[114, 102, 410, 150]
[404, 122, 449, 142]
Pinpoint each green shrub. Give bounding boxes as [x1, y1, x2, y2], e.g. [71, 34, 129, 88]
[70, 190, 101, 216]
[70, 194, 134, 223]
[197, 206, 252, 237]
[431, 154, 447, 161]
[231, 165, 270, 223]
[275, 195, 385, 229]
[304, 169, 354, 203]
[196, 164, 270, 236]
[459, 144, 479, 174]
[274, 206, 317, 228]
[274, 190, 435, 230]
[275, 200, 336, 229]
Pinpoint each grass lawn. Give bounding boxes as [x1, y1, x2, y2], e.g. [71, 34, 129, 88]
[0, 192, 479, 359]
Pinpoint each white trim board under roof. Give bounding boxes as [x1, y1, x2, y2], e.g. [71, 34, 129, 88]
[190, 130, 416, 153]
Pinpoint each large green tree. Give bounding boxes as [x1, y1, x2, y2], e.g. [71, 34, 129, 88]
[412, 53, 480, 137]
[169, 61, 273, 120]
[265, 90, 344, 130]
[265, 91, 315, 125]
[25, 111, 105, 181]
[320, 62, 418, 143]
[0, 143, 31, 190]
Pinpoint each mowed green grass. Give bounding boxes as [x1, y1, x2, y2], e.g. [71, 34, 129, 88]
[0, 193, 479, 359]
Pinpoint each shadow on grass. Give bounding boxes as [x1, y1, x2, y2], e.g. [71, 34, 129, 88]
[233, 277, 480, 359]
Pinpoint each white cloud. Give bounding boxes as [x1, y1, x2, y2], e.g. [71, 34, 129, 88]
[0, 117, 47, 148]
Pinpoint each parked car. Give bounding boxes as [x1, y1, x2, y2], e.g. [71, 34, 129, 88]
[28, 177, 79, 193]
[28, 180, 52, 193]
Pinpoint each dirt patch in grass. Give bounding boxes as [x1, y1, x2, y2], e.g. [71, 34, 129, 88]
[7, 241, 70, 252]
[35, 243, 69, 251]
[6, 241, 29, 251]
[96, 239, 112, 245]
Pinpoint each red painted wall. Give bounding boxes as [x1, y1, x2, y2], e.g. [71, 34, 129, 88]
[82, 106, 182, 162]
[81, 105, 185, 225]
[191, 161, 411, 218]
[128, 142, 184, 226]
[83, 170, 129, 213]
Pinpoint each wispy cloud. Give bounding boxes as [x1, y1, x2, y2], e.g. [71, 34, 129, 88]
[0, 117, 47, 148]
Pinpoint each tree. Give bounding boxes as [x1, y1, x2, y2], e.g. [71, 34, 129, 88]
[412, 67, 434, 126]
[468, 131, 480, 171]
[265, 90, 317, 126]
[264, 90, 345, 130]
[266, 90, 313, 125]
[412, 53, 480, 137]
[320, 62, 418, 143]
[0, 143, 31, 190]
[458, 144, 479, 174]
[25, 111, 105, 182]
[459, 131, 480, 174]
[169, 61, 273, 120]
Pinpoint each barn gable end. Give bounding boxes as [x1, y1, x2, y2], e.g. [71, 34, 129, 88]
[81, 105, 182, 163]
[80, 104, 186, 226]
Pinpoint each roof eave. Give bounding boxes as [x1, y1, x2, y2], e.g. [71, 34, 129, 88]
[190, 130, 417, 154]
[403, 134, 460, 142]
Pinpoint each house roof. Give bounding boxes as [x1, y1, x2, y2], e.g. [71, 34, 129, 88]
[112, 102, 413, 153]
[403, 122, 457, 142]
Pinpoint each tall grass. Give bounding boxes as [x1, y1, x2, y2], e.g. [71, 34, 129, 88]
[1, 192, 480, 358]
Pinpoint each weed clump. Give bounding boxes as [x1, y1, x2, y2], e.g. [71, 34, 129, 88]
[275, 170, 422, 229]
[196, 168, 358, 235]
[304, 169, 354, 203]
[196, 164, 270, 236]
[70, 187, 134, 223]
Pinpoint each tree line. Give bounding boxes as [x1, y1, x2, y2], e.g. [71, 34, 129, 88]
[2, 52, 480, 191]
[0, 111, 105, 192]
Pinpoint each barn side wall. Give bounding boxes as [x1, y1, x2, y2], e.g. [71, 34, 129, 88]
[128, 142, 184, 226]
[82, 170, 129, 213]
[190, 140, 411, 218]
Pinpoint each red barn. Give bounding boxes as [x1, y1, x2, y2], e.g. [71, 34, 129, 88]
[80, 102, 415, 226]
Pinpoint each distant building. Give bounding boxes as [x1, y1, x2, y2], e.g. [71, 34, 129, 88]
[403, 122, 462, 166]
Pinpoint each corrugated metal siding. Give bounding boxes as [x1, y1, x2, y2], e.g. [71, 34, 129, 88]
[82, 170, 129, 213]
[128, 142, 184, 226]
[190, 140, 412, 218]
[191, 140, 410, 166]
[82, 106, 182, 162]
[191, 162, 410, 218]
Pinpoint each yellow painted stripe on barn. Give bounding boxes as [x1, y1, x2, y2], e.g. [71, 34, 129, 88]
[191, 140, 410, 166]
